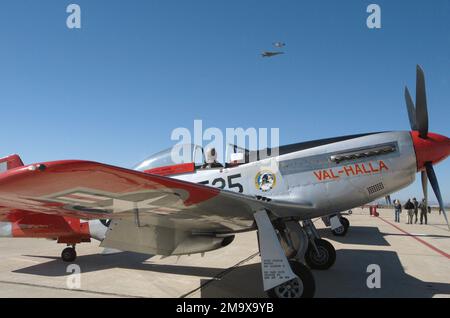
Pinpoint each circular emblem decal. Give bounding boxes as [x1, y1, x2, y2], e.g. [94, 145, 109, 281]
[255, 170, 276, 192]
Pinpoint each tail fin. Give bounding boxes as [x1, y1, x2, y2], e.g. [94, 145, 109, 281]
[0, 154, 24, 172]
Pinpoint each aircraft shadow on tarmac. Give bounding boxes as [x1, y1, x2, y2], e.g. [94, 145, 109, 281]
[199, 249, 450, 298]
[14, 252, 224, 279]
[14, 248, 450, 298]
[318, 226, 390, 246]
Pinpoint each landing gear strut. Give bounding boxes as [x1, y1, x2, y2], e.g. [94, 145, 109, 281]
[254, 211, 315, 298]
[254, 211, 338, 298]
[61, 245, 77, 262]
[302, 220, 336, 270]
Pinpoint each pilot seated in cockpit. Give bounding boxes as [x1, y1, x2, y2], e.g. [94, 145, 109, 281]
[202, 147, 223, 169]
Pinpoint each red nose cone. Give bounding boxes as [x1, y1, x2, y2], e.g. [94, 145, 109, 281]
[411, 131, 450, 171]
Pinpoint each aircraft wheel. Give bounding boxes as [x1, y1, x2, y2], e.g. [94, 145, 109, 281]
[332, 217, 349, 236]
[61, 247, 77, 262]
[267, 261, 315, 298]
[305, 239, 336, 270]
[340, 217, 350, 229]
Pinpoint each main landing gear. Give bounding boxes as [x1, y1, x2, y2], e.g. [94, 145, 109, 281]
[334, 216, 350, 236]
[61, 245, 77, 262]
[266, 261, 315, 298]
[302, 220, 336, 270]
[322, 213, 350, 236]
[254, 211, 336, 298]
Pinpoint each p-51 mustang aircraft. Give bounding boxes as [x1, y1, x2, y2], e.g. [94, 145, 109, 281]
[261, 51, 284, 58]
[0, 66, 449, 298]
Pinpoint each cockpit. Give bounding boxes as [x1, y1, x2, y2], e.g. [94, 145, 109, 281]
[134, 144, 199, 172]
[133, 143, 248, 176]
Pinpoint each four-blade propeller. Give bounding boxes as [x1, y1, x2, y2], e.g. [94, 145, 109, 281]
[405, 65, 449, 230]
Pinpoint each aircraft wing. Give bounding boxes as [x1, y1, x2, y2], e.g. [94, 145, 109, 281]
[0, 160, 315, 234]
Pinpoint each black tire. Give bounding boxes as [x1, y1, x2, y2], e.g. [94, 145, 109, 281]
[305, 239, 336, 270]
[340, 217, 350, 229]
[332, 217, 349, 236]
[267, 261, 315, 298]
[332, 226, 347, 236]
[61, 247, 77, 262]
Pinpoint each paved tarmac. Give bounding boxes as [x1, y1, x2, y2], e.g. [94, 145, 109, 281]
[0, 208, 448, 297]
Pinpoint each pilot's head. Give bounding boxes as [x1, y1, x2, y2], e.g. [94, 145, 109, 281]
[205, 147, 218, 164]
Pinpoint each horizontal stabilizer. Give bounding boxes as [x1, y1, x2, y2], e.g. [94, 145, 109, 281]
[0, 154, 24, 172]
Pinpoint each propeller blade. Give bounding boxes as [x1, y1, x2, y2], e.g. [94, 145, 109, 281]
[421, 170, 428, 208]
[415, 65, 429, 138]
[425, 163, 450, 231]
[405, 86, 417, 130]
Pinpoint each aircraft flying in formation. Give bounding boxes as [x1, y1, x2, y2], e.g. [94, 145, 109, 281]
[0, 66, 449, 298]
[261, 51, 284, 58]
[273, 42, 286, 48]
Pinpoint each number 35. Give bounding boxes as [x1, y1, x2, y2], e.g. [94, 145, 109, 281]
[199, 174, 243, 193]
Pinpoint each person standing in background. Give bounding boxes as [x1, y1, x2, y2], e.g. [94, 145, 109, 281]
[394, 199, 402, 223]
[412, 198, 419, 224]
[404, 199, 415, 224]
[419, 198, 428, 225]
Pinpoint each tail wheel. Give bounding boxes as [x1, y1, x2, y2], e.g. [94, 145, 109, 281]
[305, 239, 336, 270]
[61, 247, 77, 262]
[267, 261, 315, 298]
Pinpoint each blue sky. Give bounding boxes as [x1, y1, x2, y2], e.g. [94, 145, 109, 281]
[0, 1, 449, 202]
